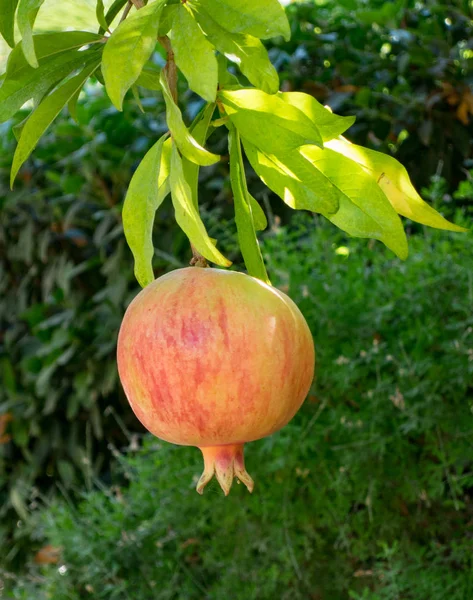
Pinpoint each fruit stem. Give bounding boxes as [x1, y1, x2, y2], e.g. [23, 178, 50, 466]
[196, 444, 254, 496]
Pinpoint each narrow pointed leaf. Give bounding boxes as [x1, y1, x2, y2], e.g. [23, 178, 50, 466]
[135, 66, 162, 91]
[96, 0, 109, 32]
[98, 0, 127, 34]
[0, 0, 20, 47]
[248, 194, 267, 231]
[181, 103, 216, 209]
[192, 6, 278, 94]
[17, 0, 46, 67]
[327, 138, 468, 232]
[171, 5, 217, 102]
[102, 1, 165, 110]
[160, 71, 220, 166]
[189, 0, 290, 41]
[11, 59, 100, 186]
[219, 89, 323, 154]
[243, 139, 340, 215]
[123, 134, 170, 287]
[6, 31, 104, 77]
[301, 145, 409, 259]
[229, 125, 269, 283]
[170, 143, 231, 267]
[279, 92, 355, 142]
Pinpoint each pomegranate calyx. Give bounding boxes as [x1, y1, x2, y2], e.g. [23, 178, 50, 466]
[196, 444, 254, 496]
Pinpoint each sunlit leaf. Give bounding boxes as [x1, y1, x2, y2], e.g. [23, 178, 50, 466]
[160, 71, 220, 166]
[243, 139, 340, 215]
[102, 0, 165, 110]
[248, 194, 267, 231]
[327, 138, 468, 232]
[229, 125, 270, 283]
[123, 134, 170, 287]
[219, 89, 323, 153]
[189, 0, 290, 41]
[135, 66, 162, 91]
[170, 143, 230, 267]
[170, 4, 218, 102]
[301, 145, 409, 259]
[279, 92, 355, 142]
[192, 6, 278, 94]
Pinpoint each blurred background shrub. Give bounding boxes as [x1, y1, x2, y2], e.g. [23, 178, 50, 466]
[1, 0, 472, 596]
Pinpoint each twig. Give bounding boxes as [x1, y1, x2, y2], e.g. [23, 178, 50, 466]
[158, 35, 208, 268]
[119, 1, 133, 23]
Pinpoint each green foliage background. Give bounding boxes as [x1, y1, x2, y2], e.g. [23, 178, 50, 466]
[1, 0, 473, 597]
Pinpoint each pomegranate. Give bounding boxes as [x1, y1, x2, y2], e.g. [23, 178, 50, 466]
[117, 267, 315, 495]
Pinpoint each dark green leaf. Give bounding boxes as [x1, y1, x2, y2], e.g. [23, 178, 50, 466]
[189, 0, 290, 41]
[170, 143, 230, 267]
[171, 4, 218, 102]
[11, 59, 100, 186]
[96, 0, 109, 32]
[219, 89, 323, 154]
[0, 0, 20, 47]
[98, 0, 127, 34]
[17, 0, 46, 67]
[192, 6, 278, 94]
[229, 125, 269, 283]
[123, 134, 170, 287]
[160, 71, 220, 166]
[0, 46, 102, 123]
[102, 0, 165, 110]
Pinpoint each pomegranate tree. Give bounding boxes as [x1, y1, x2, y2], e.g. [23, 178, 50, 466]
[117, 267, 315, 495]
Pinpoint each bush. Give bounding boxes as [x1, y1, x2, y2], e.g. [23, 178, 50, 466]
[4, 216, 473, 599]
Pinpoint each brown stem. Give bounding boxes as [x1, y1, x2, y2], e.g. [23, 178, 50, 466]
[130, 0, 144, 8]
[158, 35, 207, 267]
[158, 35, 178, 103]
[119, 1, 133, 23]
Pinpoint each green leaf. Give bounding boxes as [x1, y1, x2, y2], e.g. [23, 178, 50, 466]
[135, 66, 162, 91]
[189, 0, 290, 41]
[157, 3, 179, 36]
[17, 0, 46, 68]
[5, 31, 104, 77]
[96, 0, 109, 32]
[11, 59, 100, 187]
[301, 145, 409, 259]
[326, 138, 468, 233]
[0, 46, 102, 123]
[68, 88, 81, 123]
[219, 89, 323, 154]
[181, 103, 216, 209]
[102, 1, 165, 110]
[229, 125, 269, 283]
[98, 0, 127, 34]
[248, 194, 267, 231]
[160, 70, 220, 166]
[0, 0, 20, 47]
[243, 139, 340, 215]
[170, 143, 231, 267]
[192, 6, 278, 94]
[279, 92, 355, 142]
[123, 134, 170, 287]
[170, 4, 218, 102]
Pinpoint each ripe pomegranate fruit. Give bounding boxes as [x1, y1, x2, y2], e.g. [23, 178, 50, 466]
[117, 267, 315, 495]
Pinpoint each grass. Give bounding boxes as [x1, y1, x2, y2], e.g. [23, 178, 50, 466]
[3, 213, 473, 600]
